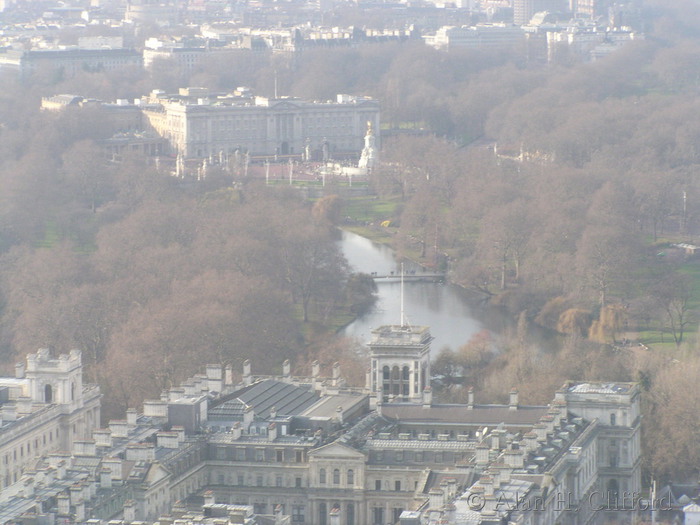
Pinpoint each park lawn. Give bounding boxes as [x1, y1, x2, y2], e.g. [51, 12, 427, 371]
[678, 260, 700, 312]
[36, 220, 61, 248]
[630, 260, 700, 351]
[343, 195, 401, 224]
[635, 328, 684, 352]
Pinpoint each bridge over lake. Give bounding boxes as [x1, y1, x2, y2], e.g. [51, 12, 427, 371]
[369, 272, 446, 283]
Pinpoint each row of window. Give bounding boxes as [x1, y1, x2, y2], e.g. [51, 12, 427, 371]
[3, 426, 58, 465]
[373, 479, 407, 492]
[319, 502, 354, 525]
[372, 506, 404, 525]
[371, 450, 469, 463]
[213, 471, 305, 488]
[211, 446, 306, 463]
[1, 426, 61, 490]
[318, 468, 354, 485]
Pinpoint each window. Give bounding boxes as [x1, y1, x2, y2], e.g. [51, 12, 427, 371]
[320, 468, 326, 484]
[276, 449, 284, 462]
[347, 503, 355, 525]
[610, 413, 616, 426]
[256, 475, 264, 487]
[319, 503, 327, 525]
[396, 451, 403, 462]
[237, 474, 244, 485]
[256, 449, 265, 461]
[254, 504, 267, 514]
[292, 506, 305, 523]
[295, 450, 303, 462]
[347, 469, 354, 486]
[276, 475, 283, 487]
[295, 477, 302, 488]
[395, 480, 401, 491]
[375, 479, 382, 491]
[373, 507, 384, 525]
[333, 469, 340, 485]
[236, 448, 245, 461]
[393, 508, 404, 523]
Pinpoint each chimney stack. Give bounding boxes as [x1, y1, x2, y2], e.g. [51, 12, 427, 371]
[422, 387, 432, 408]
[243, 359, 252, 386]
[332, 362, 341, 386]
[283, 359, 291, 381]
[243, 406, 254, 429]
[509, 388, 519, 411]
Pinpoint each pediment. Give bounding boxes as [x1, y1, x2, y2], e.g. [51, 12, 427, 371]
[272, 100, 301, 110]
[145, 462, 171, 484]
[309, 441, 366, 460]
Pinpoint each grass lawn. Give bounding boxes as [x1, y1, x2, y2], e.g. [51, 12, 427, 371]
[678, 261, 700, 311]
[36, 221, 61, 248]
[627, 260, 700, 351]
[342, 195, 401, 224]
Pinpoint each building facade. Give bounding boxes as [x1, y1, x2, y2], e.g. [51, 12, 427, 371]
[0, 349, 101, 491]
[141, 88, 380, 160]
[0, 329, 641, 525]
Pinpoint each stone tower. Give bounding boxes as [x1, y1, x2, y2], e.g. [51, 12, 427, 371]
[368, 325, 432, 404]
[25, 349, 84, 409]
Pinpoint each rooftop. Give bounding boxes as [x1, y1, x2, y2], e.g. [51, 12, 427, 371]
[208, 379, 319, 421]
[381, 404, 549, 427]
[567, 382, 632, 394]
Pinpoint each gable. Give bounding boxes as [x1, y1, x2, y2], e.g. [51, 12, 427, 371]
[271, 100, 301, 111]
[309, 441, 366, 461]
[145, 462, 171, 485]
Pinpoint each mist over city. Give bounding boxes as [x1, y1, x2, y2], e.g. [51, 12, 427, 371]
[0, 1, 698, 524]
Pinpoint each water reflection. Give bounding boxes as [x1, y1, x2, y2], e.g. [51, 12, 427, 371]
[339, 230, 483, 353]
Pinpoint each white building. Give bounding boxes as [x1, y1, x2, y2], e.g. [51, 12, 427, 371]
[0, 349, 101, 490]
[425, 24, 525, 51]
[142, 88, 380, 160]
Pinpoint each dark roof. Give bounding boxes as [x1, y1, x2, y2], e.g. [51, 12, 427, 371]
[208, 379, 319, 420]
[423, 470, 474, 494]
[381, 404, 549, 427]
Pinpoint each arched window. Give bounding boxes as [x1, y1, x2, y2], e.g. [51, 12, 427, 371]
[347, 469, 354, 486]
[44, 384, 53, 404]
[402, 366, 410, 380]
[333, 469, 340, 484]
[347, 503, 355, 525]
[382, 366, 390, 380]
[606, 479, 619, 506]
[319, 468, 326, 484]
[610, 413, 616, 426]
[319, 503, 327, 525]
[391, 366, 400, 380]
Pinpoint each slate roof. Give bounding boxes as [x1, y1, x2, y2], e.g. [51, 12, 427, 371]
[208, 379, 319, 420]
[381, 404, 549, 427]
[299, 392, 366, 418]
